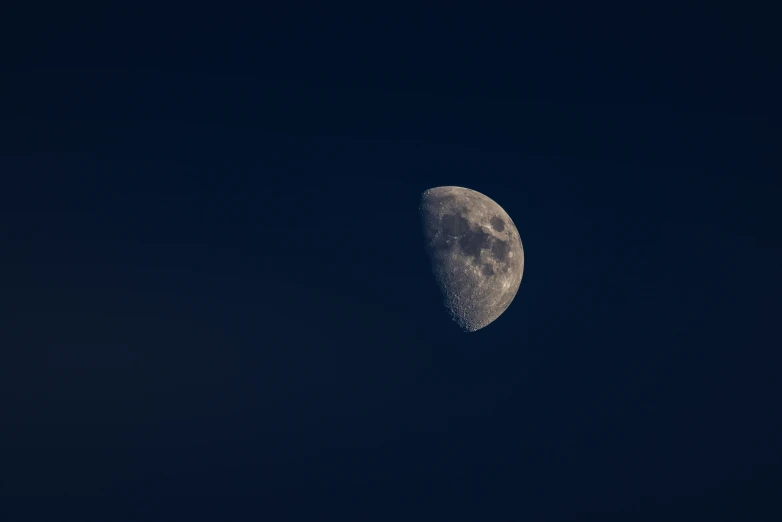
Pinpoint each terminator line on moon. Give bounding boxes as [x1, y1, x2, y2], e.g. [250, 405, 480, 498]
[420, 186, 524, 332]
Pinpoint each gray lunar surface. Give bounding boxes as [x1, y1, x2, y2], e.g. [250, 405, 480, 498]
[420, 186, 524, 332]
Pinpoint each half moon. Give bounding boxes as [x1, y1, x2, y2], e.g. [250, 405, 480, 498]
[420, 186, 524, 332]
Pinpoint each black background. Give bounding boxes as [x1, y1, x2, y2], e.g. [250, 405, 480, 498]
[1, 5, 780, 521]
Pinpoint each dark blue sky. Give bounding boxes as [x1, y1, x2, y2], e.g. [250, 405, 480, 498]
[1, 6, 780, 521]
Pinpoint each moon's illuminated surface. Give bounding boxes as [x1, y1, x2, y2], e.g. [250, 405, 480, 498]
[420, 186, 524, 332]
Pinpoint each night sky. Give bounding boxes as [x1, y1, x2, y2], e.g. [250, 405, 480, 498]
[1, 6, 780, 521]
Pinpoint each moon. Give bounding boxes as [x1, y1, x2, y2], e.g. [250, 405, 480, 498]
[420, 186, 524, 332]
